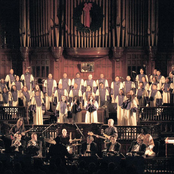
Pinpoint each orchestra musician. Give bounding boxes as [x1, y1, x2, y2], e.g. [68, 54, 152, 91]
[80, 136, 97, 157]
[126, 134, 146, 157]
[59, 129, 72, 146]
[104, 136, 121, 157]
[26, 133, 40, 156]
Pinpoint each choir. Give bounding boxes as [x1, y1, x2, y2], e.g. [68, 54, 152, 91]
[0, 68, 174, 126]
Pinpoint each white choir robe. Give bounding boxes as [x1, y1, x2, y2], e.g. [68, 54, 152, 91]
[11, 81, 23, 97]
[149, 83, 161, 92]
[84, 80, 97, 93]
[95, 88, 109, 107]
[136, 88, 148, 107]
[157, 75, 165, 89]
[71, 78, 84, 91]
[21, 91, 32, 107]
[20, 73, 34, 92]
[149, 75, 157, 83]
[31, 97, 44, 125]
[149, 90, 162, 107]
[11, 90, 21, 107]
[54, 89, 68, 103]
[5, 74, 15, 89]
[122, 81, 135, 94]
[58, 78, 71, 92]
[82, 91, 95, 107]
[84, 101, 98, 123]
[43, 79, 57, 111]
[111, 82, 123, 103]
[162, 83, 172, 104]
[123, 98, 138, 126]
[96, 79, 109, 89]
[115, 95, 126, 126]
[136, 74, 148, 86]
[1, 92, 12, 106]
[0, 85, 7, 103]
[55, 102, 68, 123]
[32, 90, 44, 100]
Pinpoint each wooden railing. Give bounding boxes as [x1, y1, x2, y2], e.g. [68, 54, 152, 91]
[139, 106, 174, 122]
[0, 106, 27, 123]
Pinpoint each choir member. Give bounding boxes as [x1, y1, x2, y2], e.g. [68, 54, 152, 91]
[30, 91, 44, 125]
[80, 136, 97, 157]
[21, 86, 32, 107]
[43, 73, 57, 112]
[0, 79, 7, 92]
[135, 68, 148, 85]
[122, 75, 135, 95]
[11, 85, 21, 107]
[156, 70, 165, 89]
[149, 69, 157, 83]
[142, 76, 150, 92]
[148, 84, 162, 107]
[85, 94, 98, 123]
[115, 89, 125, 126]
[55, 95, 68, 123]
[5, 69, 16, 90]
[12, 76, 23, 93]
[71, 72, 84, 93]
[96, 73, 109, 90]
[95, 82, 110, 107]
[82, 85, 95, 107]
[58, 72, 71, 93]
[0, 79, 7, 105]
[69, 83, 83, 103]
[126, 134, 146, 156]
[162, 77, 172, 104]
[136, 82, 148, 107]
[111, 76, 123, 103]
[70, 96, 82, 123]
[122, 90, 138, 126]
[149, 76, 160, 91]
[1, 87, 11, 106]
[84, 74, 97, 94]
[32, 84, 44, 100]
[20, 68, 34, 92]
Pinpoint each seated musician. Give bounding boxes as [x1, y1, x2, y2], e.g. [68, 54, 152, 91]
[11, 133, 23, 153]
[104, 136, 121, 156]
[80, 136, 97, 157]
[26, 133, 40, 156]
[9, 118, 26, 139]
[59, 129, 72, 146]
[104, 119, 118, 140]
[126, 134, 146, 157]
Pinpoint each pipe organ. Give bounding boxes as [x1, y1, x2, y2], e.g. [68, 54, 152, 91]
[19, 0, 159, 48]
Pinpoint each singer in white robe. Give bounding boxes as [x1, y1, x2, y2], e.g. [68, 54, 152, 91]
[30, 91, 44, 125]
[43, 74, 57, 111]
[85, 94, 98, 123]
[162, 77, 172, 104]
[55, 96, 68, 123]
[5, 69, 16, 90]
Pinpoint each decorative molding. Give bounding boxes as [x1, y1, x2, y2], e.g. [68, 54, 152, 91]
[112, 47, 125, 59]
[51, 47, 63, 62]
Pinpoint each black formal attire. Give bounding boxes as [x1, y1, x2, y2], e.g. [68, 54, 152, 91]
[80, 141, 97, 156]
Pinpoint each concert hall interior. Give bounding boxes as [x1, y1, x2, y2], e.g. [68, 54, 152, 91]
[0, 0, 174, 173]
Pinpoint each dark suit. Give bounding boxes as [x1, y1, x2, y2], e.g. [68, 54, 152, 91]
[105, 126, 118, 139]
[107, 142, 121, 153]
[80, 142, 97, 156]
